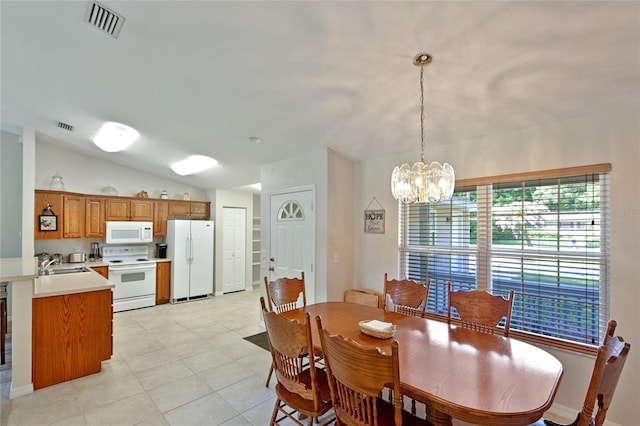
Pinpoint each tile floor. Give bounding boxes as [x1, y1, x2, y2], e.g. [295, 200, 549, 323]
[0, 288, 570, 426]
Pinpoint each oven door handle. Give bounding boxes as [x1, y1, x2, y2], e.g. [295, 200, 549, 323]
[109, 265, 156, 272]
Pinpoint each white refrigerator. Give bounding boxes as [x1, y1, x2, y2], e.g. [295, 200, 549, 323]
[166, 219, 214, 302]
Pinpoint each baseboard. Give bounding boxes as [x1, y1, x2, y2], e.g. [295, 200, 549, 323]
[549, 403, 623, 426]
[10, 382, 33, 399]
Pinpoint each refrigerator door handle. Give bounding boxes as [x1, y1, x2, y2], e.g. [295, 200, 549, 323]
[189, 233, 194, 264]
[185, 234, 191, 264]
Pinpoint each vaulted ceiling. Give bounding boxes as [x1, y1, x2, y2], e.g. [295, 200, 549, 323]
[2, 1, 638, 190]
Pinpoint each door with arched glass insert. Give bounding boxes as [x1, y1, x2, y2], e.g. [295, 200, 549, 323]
[269, 189, 315, 304]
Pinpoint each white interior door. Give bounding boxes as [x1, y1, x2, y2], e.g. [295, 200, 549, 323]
[269, 189, 314, 304]
[222, 207, 246, 293]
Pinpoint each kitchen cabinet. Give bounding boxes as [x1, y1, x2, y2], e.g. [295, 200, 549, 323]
[189, 201, 210, 219]
[167, 201, 190, 218]
[34, 190, 64, 240]
[90, 265, 108, 279]
[155, 201, 210, 236]
[85, 197, 106, 238]
[155, 261, 171, 305]
[154, 201, 169, 236]
[35, 190, 209, 239]
[167, 200, 210, 219]
[63, 194, 85, 238]
[32, 289, 112, 389]
[105, 198, 153, 221]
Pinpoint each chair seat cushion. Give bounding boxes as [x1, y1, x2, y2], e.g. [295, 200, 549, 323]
[275, 368, 333, 417]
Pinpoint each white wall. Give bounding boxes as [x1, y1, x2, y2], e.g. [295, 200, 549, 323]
[32, 138, 213, 258]
[327, 148, 355, 302]
[261, 147, 328, 303]
[213, 189, 254, 295]
[0, 130, 23, 258]
[354, 106, 640, 426]
[35, 140, 207, 200]
[260, 147, 355, 303]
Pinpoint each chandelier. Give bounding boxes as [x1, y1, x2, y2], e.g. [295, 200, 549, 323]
[391, 53, 455, 204]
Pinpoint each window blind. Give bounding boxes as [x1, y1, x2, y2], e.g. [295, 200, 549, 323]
[399, 165, 610, 347]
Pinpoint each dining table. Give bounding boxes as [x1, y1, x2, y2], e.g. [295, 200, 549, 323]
[281, 301, 564, 426]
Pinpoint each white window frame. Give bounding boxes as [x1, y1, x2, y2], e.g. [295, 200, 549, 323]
[398, 164, 611, 353]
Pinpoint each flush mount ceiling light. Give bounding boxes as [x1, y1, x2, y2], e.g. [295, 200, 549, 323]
[171, 155, 218, 176]
[391, 53, 455, 204]
[93, 122, 139, 152]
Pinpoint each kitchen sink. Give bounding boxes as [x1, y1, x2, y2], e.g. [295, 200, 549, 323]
[44, 266, 92, 275]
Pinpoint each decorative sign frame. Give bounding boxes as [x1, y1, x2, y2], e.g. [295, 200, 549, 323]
[39, 203, 58, 231]
[364, 209, 385, 234]
[364, 197, 385, 234]
[39, 214, 58, 231]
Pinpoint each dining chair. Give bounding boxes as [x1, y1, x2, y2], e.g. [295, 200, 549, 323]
[383, 273, 429, 318]
[265, 272, 306, 314]
[261, 297, 334, 426]
[383, 273, 430, 415]
[447, 282, 514, 337]
[531, 319, 631, 426]
[316, 315, 432, 426]
[264, 273, 308, 387]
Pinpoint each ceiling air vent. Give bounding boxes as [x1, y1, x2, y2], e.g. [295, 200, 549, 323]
[57, 121, 73, 132]
[84, 1, 125, 39]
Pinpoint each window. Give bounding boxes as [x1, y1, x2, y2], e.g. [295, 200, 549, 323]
[399, 164, 610, 350]
[278, 201, 304, 220]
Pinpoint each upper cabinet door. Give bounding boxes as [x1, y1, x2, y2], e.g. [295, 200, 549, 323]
[35, 190, 64, 240]
[105, 199, 130, 221]
[166, 200, 210, 219]
[63, 194, 85, 238]
[105, 199, 153, 221]
[167, 201, 191, 218]
[130, 200, 153, 221]
[85, 197, 105, 238]
[189, 201, 210, 219]
[154, 201, 169, 236]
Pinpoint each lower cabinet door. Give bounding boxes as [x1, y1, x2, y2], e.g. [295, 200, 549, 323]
[32, 289, 112, 389]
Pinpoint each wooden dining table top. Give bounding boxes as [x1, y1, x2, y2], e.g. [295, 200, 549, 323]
[281, 301, 564, 426]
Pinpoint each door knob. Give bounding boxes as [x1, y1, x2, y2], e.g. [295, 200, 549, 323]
[268, 266, 275, 271]
[270, 257, 275, 262]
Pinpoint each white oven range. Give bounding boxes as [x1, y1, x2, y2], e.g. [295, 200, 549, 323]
[103, 246, 156, 312]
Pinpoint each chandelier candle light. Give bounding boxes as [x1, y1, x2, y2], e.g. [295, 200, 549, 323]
[391, 53, 455, 204]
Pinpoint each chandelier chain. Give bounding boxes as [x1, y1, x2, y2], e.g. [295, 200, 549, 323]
[390, 52, 455, 205]
[419, 63, 425, 163]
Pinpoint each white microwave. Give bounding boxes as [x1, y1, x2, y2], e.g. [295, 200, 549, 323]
[106, 221, 153, 244]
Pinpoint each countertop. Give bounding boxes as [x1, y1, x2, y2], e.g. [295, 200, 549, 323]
[34, 263, 115, 298]
[0, 257, 39, 282]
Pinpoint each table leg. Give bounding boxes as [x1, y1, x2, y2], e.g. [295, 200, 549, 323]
[427, 405, 453, 426]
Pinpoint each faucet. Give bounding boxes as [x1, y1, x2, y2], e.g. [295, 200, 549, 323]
[39, 258, 56, 275]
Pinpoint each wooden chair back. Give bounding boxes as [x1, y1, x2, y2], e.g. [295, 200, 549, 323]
[578, 320, 631, 426]
[447, 282, 514, 337]
[261, 297, 324, 407]
[264, 272, 306, 314]
[316, 315, 403, 426]
[383, 273, 429, 318]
